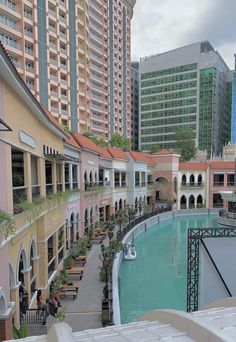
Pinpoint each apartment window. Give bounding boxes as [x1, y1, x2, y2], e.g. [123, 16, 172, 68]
[25, 60, 34, 72]
[0, 14, 17, 29]
[25, 43, 33, 55]
[24, 7, 33, 20]
[26, 77, 34, 90]
[24, 25, 33, 37]
[0, 33, 17, 48]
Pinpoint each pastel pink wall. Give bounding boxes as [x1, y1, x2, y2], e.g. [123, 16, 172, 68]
[80, 150, 100, 235]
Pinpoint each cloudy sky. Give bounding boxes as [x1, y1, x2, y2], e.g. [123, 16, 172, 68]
[131, 0, 236, 69]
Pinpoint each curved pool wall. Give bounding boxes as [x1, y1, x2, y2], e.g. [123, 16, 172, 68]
[112, 208, 219, 325]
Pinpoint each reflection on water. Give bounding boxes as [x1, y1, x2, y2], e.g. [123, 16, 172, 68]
[119, 214, 219, 324]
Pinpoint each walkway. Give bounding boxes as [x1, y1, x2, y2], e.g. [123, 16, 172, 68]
[62, 242, 105, 332]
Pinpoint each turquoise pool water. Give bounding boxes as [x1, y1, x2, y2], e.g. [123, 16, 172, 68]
[119, 214, 220, 323]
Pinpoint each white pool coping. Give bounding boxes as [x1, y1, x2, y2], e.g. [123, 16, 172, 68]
[112, 208, 219, 325]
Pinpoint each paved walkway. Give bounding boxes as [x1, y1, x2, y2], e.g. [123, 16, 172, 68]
[62, 242, 105, 332]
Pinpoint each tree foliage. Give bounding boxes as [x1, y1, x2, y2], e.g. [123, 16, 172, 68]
[150, 144, 161, 153]
[174, 127, 197, 162]
[110, 133, 131, 151]
[83, 132, 109, 147]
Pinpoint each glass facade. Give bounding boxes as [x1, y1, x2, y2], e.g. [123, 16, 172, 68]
[231, 72, 236, 143]
[198, 67, 215, 155]
[140, 63, 198, 150]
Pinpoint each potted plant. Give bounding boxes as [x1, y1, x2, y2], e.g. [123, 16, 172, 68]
[60, 270, 68, 284]
[50, 276, 62, 297]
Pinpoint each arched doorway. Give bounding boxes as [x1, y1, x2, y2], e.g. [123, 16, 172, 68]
[30, 241, 37, 298]
[155, 176, 169, 202]
[197, 194, 203, 208]
[119, 198, 122, 210]
[189, 195, 195, 209]
[17, 249, 28, 316]
[90, 207, 93, 228]
[76, 213, 80, 240]
[70, 212, 75, 245]
[180, 195, 187, 209]
[84, 209, 88, 234]
[0, 290, 7, 315]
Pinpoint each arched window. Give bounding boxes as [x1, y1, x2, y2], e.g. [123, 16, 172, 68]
[180, 195, 187, 209]
[181, 174, 186, 185]
[89, 171, 93, 186]
[84, 171, 88, 190]
[198, 174, 202, 186]
[174, 177, 177, 193]
[84, 209, 88, 233]
[189, 174, 195, 185]
[189, 195, 195, 209]
[94, 172, 97, 185]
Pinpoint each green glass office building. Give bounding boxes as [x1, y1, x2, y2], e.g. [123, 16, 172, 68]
[140, 41, 232, 156]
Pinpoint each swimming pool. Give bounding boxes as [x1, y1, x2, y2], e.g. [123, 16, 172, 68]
[118, 213, 220, 324]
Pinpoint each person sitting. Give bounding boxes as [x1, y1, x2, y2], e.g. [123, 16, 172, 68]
[37, 290, 47, 312]
[131, 244, 135, 256]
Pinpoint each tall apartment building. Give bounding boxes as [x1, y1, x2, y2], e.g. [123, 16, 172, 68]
[231, 54, 236, 143]
[0, 0, 135, 140]
[140, 41, 232, 156]
[131, 61, 139, 150]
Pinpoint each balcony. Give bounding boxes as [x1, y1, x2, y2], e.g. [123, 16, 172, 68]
[213, 182, 224, 187]
[84, 182, 104, 194]
[115, 181, 127, 188]
[0, 0, 21, 14]
[181, 182, 204, 189]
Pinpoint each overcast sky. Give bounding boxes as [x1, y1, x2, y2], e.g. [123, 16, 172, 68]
[131, 0, 236, 69]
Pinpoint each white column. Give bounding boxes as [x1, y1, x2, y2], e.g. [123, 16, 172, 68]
[69, 164, 73, 189]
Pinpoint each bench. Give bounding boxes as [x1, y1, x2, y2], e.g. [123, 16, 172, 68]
[60, 291, 78, 300]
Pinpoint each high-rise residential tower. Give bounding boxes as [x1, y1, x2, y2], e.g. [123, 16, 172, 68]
[231, 54, 236, 144]
[0, 0, 136, 140]
[140, 41, 232, 156]
[131, 61, 139, 150]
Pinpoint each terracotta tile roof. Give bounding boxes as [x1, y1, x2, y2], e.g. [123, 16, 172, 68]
[72, 133, 101, 154]
[107, 147, 129, 160]
[210, 161, 235, 170]
[129, 151, 155, 165]
[95, 146, 112, 159]
[179, 162, 209, 171]
[66, 133, 81, 150]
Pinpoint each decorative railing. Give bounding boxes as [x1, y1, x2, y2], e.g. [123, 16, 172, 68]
[181, 182, 204, 189]
[20, 308, 47, 325]
[219, 209, 236, 220]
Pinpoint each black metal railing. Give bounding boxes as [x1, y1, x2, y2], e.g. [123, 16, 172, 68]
[181, 182, 204, 188]
[20, 308, 47, 325]
[32, 185, 40, 200]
